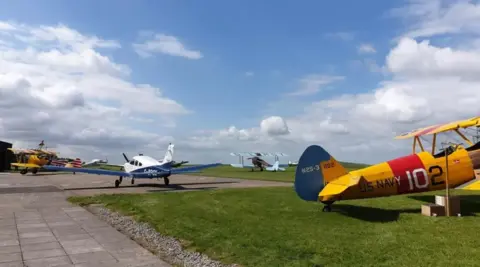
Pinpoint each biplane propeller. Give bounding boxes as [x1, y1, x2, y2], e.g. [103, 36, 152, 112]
[294, 116, 480, 212]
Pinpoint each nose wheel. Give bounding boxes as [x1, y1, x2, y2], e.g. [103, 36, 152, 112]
[115, 176, 123, 188]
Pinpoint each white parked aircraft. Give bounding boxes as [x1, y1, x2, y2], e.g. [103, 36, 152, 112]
[43, 143, 220, 187]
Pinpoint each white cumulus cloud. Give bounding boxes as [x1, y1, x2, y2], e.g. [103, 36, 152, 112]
[0, 20, 190, 163]
[133, 32, 203, 59]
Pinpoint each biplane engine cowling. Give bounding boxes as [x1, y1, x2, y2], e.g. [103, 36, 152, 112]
[294, 145, 329, 201]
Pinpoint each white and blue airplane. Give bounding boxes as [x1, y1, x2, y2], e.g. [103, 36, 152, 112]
[43, 143, 221, 188]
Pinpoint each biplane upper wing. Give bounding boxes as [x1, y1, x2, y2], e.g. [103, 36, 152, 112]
[395, 116, 480, 139]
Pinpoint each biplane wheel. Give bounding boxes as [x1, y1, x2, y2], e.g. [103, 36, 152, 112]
[20, 169, 27, 175]
[164, 177, 170, 186]
[31, 169, 38, 174]
[114, 179, 120, 188]
[322, 206, 332, 212]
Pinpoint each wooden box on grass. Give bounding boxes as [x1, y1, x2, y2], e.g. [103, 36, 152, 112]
[421, 203, 445, 217]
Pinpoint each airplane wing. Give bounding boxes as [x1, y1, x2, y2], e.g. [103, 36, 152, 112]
[42, 165, 131, 177]
[169, 163, 222, 174]
[395, 116, 480, 139]
[11, 163, 41, 168]
[455, 170, 480, 190]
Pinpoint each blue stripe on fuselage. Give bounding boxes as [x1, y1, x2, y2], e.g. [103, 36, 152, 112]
[130, 165, 171, 178]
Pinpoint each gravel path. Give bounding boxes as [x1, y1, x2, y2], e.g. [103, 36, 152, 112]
[85, 204, 238, 267]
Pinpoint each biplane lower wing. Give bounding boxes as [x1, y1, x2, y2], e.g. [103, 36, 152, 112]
[11, 163, 41, 168]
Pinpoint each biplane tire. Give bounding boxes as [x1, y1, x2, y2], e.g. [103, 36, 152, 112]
[322, 206, 332, 212]
[31, 169, 38, 174]
[164, 177, 170, 186]
[20, 169, 27, 175]
[115, 179, 120, 188]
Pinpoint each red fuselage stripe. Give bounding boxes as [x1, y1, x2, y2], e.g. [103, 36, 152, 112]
[386, 154, 427, 194]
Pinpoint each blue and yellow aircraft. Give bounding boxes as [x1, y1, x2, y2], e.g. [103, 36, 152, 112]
[294, 116, 480, 212]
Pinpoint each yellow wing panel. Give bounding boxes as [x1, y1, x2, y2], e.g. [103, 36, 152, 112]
[11, 163, 40, 168]
[460, 180, 480, 190]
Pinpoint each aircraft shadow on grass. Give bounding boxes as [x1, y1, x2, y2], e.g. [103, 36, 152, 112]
[330, 204, 419, 223]
[329, 194, 480, 223]
[63, 181, 237, 192]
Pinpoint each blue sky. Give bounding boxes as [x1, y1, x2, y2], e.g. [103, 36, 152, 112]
[0, 0, 400, 132]
[6, 0, 476, 165]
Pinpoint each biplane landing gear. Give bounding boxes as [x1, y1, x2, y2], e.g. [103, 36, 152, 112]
[31, 169, 38, 175]
[164, 177, 170, 186]
[321, 201, 334, 212]
[115, 176, 123, 188]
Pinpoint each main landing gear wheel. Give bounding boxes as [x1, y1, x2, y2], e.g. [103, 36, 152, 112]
[164, 177, 170, 186]
[31, 169, 38, 174]
[115, 176, 123, 188]
[20, 169, 27, 175]
[321, 201, 334, 212]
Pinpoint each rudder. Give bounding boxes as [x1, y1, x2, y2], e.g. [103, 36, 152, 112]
[294, 145, 348, 201]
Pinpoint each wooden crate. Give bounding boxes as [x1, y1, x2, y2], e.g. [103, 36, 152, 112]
[421, 203, 445, 217]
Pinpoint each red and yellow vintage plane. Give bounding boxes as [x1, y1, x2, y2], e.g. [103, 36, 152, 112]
[9, 140, 82, 175]
[294, 116, 480, 212]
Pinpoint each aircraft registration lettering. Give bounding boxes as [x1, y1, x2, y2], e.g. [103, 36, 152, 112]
[143, 169, 159, 173]
[301, 164, 320, 174]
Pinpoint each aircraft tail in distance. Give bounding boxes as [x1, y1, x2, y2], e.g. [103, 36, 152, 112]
[294, 145, 348, 201]
[162, 143, 174, 163]
[266, 160, 285, 171]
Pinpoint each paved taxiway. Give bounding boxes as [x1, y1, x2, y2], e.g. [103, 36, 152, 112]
[0, 172, 292, 266]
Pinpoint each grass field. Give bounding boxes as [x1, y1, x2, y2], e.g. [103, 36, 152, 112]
[69, 187, 480, 267]
[90, 161, 369, 182]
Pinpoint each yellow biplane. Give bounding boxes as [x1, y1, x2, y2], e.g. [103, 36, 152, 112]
[9, 140, 82, 175]
[294, 116, 480, 212]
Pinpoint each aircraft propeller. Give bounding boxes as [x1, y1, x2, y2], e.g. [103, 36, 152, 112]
[122, 153, 129, 162]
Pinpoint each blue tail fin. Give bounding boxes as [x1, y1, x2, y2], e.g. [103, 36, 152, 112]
[294, 145, 333, 201]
